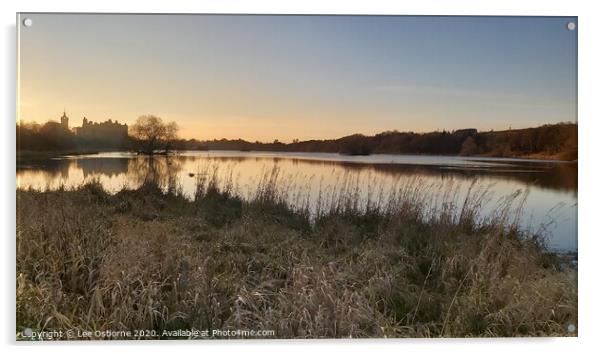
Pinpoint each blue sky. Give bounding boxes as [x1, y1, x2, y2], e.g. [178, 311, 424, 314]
[18, 14, 577, 141]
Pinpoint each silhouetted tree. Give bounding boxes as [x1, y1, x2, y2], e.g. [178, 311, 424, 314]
[131, 115, 179, 155]
[17, 120, 75, 151]
[339, 134, 374, 155]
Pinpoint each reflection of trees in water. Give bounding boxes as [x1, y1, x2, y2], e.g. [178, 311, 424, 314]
[186, 156, 577, 193]
[126, 156, 184, 190]
[17, 159, 72, 179]
[18, 154, 577, 195]
[369, 162, 576, 193]
[331, 161, 578, 193]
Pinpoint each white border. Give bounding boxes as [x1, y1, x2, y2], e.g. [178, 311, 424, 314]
[3, 1, 600, 353]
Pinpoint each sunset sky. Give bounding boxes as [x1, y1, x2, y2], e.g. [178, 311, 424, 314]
[17, 14, 577, 141]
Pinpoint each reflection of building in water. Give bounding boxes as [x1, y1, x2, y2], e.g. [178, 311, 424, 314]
[74, 117, 128, 144]
[76, 158, 130, 178]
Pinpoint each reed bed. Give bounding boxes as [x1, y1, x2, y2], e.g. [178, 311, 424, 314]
[16, 166, 577, 339]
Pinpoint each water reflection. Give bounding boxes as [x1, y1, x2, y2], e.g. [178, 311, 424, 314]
[16, 151, 577, 251]
[77, 158, 130, 178]
[125, 156, 184, 188]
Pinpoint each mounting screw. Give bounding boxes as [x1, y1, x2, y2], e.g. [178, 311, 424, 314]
[567, 22, 576, 31]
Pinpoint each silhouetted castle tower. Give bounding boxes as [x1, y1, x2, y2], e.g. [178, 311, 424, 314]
[60, 109, 69, 129]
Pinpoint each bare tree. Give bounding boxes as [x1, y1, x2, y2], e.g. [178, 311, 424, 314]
[163, 121, 179, 153]
[130, 115, 179, 154]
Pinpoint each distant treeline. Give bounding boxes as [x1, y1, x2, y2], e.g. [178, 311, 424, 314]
[17, 120, 577, 161]
[173, 122, 577, 161]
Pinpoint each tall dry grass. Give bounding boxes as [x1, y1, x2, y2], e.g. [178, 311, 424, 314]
[16, 168, 577, 339]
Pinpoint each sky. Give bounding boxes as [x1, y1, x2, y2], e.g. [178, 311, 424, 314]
[17, 14, 577, 141]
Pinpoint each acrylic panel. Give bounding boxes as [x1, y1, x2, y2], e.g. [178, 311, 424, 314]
[16, 13, 577, 340]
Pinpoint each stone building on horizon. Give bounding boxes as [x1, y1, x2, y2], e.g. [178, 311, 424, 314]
[59, 110, 129, 146]
[74, 116, 128, 142]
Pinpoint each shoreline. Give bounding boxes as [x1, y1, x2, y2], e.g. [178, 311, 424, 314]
[17, 148, 578, 163]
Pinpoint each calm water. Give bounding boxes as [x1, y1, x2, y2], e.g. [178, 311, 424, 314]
[16, 151, 577, 252]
